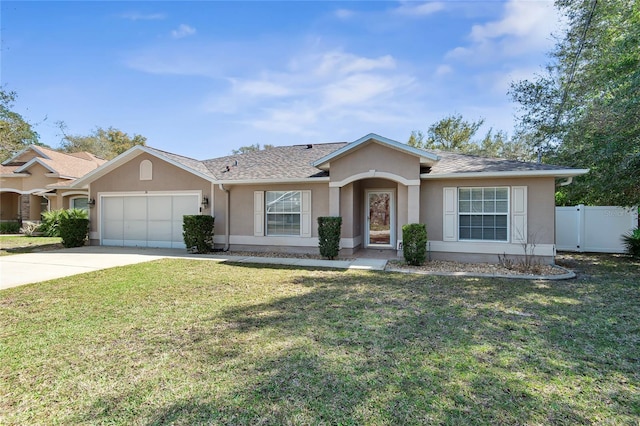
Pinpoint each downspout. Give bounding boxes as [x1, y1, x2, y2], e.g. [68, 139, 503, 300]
[218, 184, 230, 251]
[558, 176, 573, 187]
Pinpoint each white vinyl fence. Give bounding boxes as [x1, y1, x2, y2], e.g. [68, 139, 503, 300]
[556, 205, 639, 253]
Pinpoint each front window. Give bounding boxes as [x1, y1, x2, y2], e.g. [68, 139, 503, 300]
[266, 191, 301, 236]
[71, 197, 89, 211]
[458, 187, 508, 241]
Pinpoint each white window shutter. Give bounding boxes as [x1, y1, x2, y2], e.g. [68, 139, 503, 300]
[511, 186, 527, 243]
[254, 191, 264, 236]
[301, 190, 312, 237]
[443, 187, 457, 241]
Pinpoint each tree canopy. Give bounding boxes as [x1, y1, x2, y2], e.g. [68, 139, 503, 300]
[510, 0, 639, 206]
[408, 114, 536, 161]
[231, 143, 274, 155]
[0, 88, 42, 162]
[58, 124, 146, 160]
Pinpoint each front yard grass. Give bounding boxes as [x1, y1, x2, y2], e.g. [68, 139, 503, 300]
[0, 235, 62, 256]
[1, 254, 638, 424]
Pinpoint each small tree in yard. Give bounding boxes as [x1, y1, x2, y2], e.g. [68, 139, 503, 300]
[318, 216, 342, 260]
[402, 223, 427, 266]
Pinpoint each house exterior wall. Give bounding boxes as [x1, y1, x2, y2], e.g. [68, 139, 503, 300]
[329, 142, 421, 183]
[87, 153, 213, 244]
[0, 193, 20, 220]
[420, 176, 557, 263]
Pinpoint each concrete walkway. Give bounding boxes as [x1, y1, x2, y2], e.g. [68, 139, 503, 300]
[0, 246, 388, 290]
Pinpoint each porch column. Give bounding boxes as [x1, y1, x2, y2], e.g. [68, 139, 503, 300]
[407, 184, 420, 224]
[329, 186, 340, 216]
[20, 194, 30, 221]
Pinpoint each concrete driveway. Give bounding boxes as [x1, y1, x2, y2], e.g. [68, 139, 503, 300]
[0, 246, 388, 290]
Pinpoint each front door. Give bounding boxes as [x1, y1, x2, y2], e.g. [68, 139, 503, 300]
[366, 190, 394, 247]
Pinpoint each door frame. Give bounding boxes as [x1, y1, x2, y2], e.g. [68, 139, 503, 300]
[364, 188, 395, 248]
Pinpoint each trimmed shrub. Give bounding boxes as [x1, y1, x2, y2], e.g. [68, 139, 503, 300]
[40, 208, 88, 237]
[59, 217, 89, 248]
[183, 215, 215, 253]
[402, 223, 427, 266]
[622, 228, 640, 258]
[318, 216, 342, 260]
[0, 221, 21, 234]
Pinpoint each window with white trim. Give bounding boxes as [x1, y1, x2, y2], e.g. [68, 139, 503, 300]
[71, 197, 89, 211]
[458, 187, 509, 241]
[266, 191, 302, 236]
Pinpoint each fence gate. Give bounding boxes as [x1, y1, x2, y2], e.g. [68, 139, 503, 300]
[555, 205, 638, 253]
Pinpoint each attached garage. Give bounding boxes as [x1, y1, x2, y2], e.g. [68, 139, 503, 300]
[100, 193, 200, 248]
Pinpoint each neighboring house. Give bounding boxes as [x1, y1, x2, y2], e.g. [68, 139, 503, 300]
[0, 146, 106, 223]
[71, 134, 588, 264]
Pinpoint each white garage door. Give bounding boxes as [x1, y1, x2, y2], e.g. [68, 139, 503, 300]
[101, 194, 200, 249]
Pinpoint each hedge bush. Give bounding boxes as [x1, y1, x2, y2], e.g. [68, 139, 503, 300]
[0, 221, 21, 234]
[40, 208, 88, 237]
[402, 223, 427, 266]
[183, 215, 215, 253]
[318, 216, 342, 260]
[59, 217, 89, 248]
[622, 228, 640, 258]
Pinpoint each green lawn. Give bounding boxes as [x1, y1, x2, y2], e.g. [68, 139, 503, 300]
[0, 235, 62, 256]
[1, 254, 638, 425]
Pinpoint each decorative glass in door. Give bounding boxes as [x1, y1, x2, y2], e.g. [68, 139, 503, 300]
[368, 191, 391, 245]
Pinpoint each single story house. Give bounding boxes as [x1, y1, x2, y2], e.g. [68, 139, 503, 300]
[1, 146, 106, 223]
[71, 133, 588, 264]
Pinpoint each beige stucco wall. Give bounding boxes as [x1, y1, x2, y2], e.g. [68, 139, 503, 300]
[219, 182, 330, 237]
[420, 177, 557, 244]
[329, 142, 421, 183]
[0, 193, 20, 220]
[88, 153, 213, 236]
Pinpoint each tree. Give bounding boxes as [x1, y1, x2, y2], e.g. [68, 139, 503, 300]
[510, 0, 640, 206]
[0, 88, 42, 161]
[231, 143, 274, 154]
[58, 123, 146, 160]
[419, 114, 485, 152]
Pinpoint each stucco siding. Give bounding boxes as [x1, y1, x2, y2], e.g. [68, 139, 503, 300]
[223, 183, 329, 237]
[330, 142, 420, 183]
[420, 177, 556, 244]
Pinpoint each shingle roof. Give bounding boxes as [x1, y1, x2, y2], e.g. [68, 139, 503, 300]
[202, 143, 347, 181]
[144, 147, 216, 179]
[426, 150, 573, 175]
[2, 145, 106, 178]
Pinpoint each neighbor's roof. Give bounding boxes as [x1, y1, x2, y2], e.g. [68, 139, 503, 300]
[1, 145, 106, 179]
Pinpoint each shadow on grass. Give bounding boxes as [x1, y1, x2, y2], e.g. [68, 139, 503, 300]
[71, 256, 639, 424]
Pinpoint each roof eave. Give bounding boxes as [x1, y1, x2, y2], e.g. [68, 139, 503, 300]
[420, 169, 590, 180]
[217, 177, 330, 185]
[312, 133, 439, 169]
[71, 145, 217, 188]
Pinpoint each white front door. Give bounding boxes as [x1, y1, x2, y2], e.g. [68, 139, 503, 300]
[365, 190, 394, 248]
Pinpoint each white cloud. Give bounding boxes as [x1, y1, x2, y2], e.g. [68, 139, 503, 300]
[171, 24, 196, 39]
[446, 0, 560, 63]
[334, 9, 354, 20]
[393, 1, 445, 17]
[435, 64, 453, 77]
[120, 12, 166, 21]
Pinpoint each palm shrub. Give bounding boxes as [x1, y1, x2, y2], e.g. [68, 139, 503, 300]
[40, 210, 65, 237]
[318, 216, 342, 260]
[183, 215, 215, 253]
[402, 223, 427, 266]
[622, 228, 640, 258]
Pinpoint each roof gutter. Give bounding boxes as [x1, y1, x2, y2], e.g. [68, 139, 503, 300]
[420, 169, 590, 180]
[218, 184, 230, 251]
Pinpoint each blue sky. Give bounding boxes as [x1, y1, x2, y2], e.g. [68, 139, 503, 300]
[1, 1, 561, 160]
